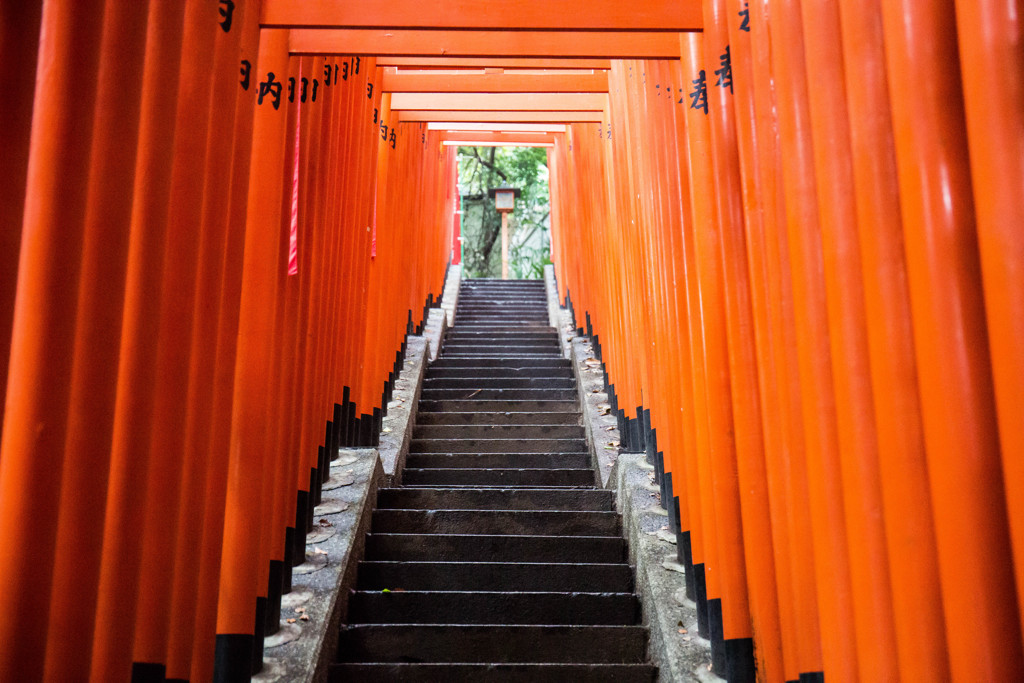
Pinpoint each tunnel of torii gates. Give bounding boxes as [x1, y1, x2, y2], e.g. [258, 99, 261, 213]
[0, 0, 1022, 682]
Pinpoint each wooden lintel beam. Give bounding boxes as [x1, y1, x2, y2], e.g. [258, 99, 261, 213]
[264, 0, 702, 32]
[438, 131, 557, 144]
[391, 92, 607, 111]
[377, 57, 613, 69]
[443, 141, 554, 147]
[399, 110, 605, 123]
[427, 123, 567, 133]
[289, 30, 682, 59]
[382, 72, 608, 93]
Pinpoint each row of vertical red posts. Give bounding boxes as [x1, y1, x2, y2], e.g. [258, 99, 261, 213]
[0, 2, 452, 681]
[550, 0, 1024, 680]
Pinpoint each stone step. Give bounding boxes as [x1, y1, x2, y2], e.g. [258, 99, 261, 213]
[401, 468, 595, 487]
[409, 438, 587, 454]
[423, 378, 573, 390]
[415, 411, 580, 427]
[425, 366, 573, 379]
[419, 388, 578, 401]
[336, 625, 650, 664]
[329, 662, 658, 682]
[440, 353, 562, 359]
[444, 338, 560, 347]
[450, 324, 556, 333]
[445, 330, 558, 338]
[363, 533, 628, 563]
[375, 487, 613, 511]
[370, 509, 620, 536]
[429, 358, 570, 369]
[417, 399, 580, 413]
[405, 452, 590, 470]
[413, 424, 584, 439]
[347, 591, 640, 625]
[355, 560, 632, 592]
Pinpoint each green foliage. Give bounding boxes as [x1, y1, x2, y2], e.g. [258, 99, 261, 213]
[457, 146, 550, 279]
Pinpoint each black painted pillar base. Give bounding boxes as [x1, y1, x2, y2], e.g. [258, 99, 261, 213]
[660, 469, 671, 513]
[252, 597, 267, 674]
[345, 402, 356, 447]
[283, 527, 295, 590]
[694, 563, 709, 637]
[635, 406, 647, 459]
[358, 413, 372, 447]
[372, 407, 382, 447]
[725, 637, 756, 682]
[292, 492, 309, 566]
[678, 530, 696, 600]
[213, 634, 253, 683]
[265, 560, 283, 636]
[312, 447, 324, 506]
[130, 662, 165, 683]
[306, 467, 317, 530]
[643, 408, 653, 464]
[332, 403, 343, 458]
[798, 673, 825, 683]
[632, 409, 643, 453]
[341, 387, 351, 447]
[319, 438, 330, 492]
[708, 598, 726, 675]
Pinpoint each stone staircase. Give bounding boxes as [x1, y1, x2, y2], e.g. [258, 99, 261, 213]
[331, 279, 657, 681]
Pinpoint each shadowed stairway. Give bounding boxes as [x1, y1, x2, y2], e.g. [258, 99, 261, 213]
[331, 279, 657, 681]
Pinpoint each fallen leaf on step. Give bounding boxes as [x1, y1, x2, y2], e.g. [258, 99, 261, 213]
[313, 547, 327, 555]
[299, 614, 309, 621]
[382, 427, 392, 433]
[287, 618, 296, 624]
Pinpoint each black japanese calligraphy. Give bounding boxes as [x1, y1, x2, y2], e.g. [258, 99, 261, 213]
[689, 70, 709, 114]
[715, 46, 733, 93]
[240, 59, 251, 90]
[258, 72, 283, 109]
[739, 2, 751, 32]
[218, 0, 235, 32]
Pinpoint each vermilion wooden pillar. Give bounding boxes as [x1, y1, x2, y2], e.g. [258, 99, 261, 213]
[42, 2, 148, 679]
[215, 26, 291, 682]
[702, 0, 782, 677]
[0, 1, 105, 677]
[90, 2, 187, 679]
[131, 2, 220, 677]
[0, 3, 42, 432]
[881, 0, 1024, 678]
[189, 4, 263, 673]
[769, 0, 860, 678]
[802, 0, 906, 678]
[955, 0, 1024, 637]
[165, 1, 248, 677]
